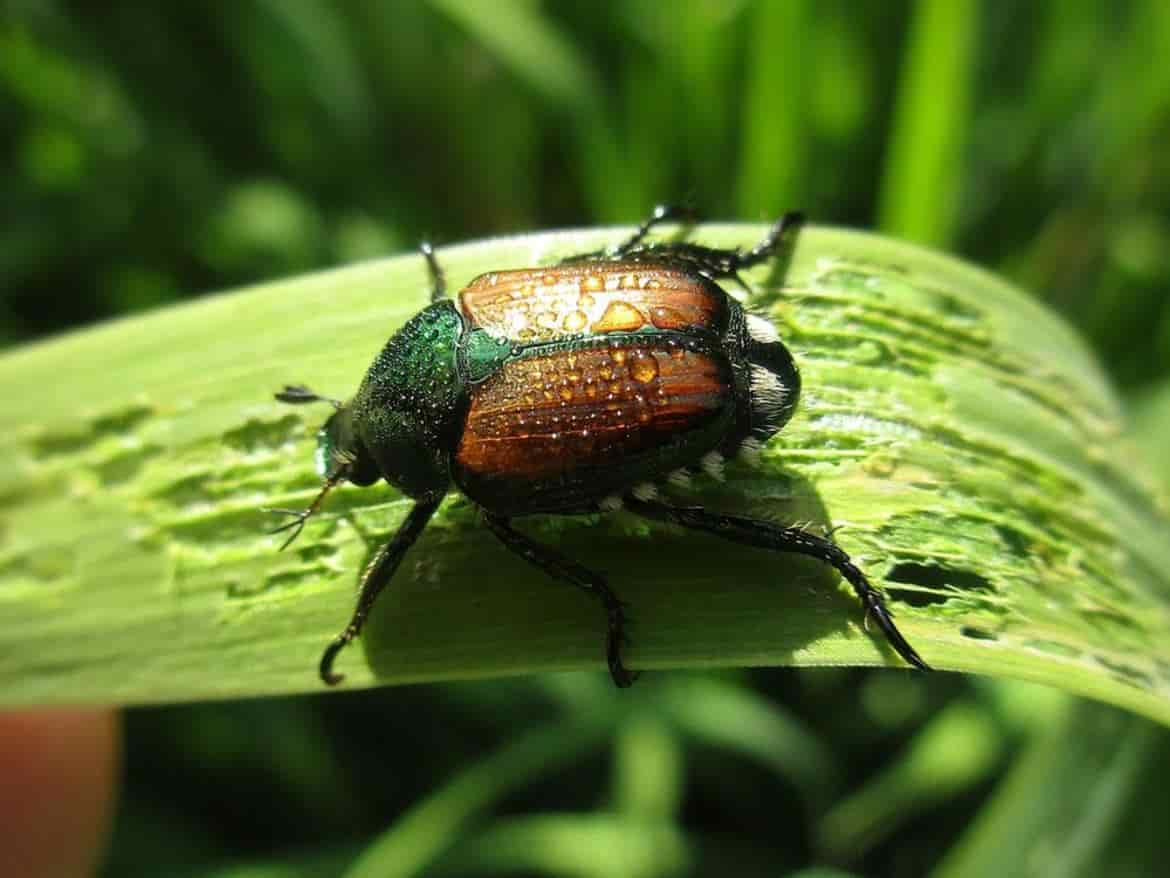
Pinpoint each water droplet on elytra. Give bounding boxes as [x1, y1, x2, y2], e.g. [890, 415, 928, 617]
[593, 300, 645, 332]
[629, 351, 659, 383]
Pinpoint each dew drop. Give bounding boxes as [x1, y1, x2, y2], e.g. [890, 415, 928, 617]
[593, 300, 646, 332]
[649, 306, 687, 329]
[563, 310, 588, 332]
[629, 351, 659, 383]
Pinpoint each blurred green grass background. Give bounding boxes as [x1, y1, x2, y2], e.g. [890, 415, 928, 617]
[3, 1, 1169, 875]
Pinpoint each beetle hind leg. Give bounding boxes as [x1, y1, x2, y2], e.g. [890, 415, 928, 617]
[731, 211, 805, 274]
[623, 497, 931, 671]
[691, 209, 804, 288]
[602, 210, 805, 289]
[484, 514, 638, 687]
[609, 204, 699, 257]
[559, 204, 699, 265]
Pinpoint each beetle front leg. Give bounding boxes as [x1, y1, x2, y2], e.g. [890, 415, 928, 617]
[623, 496, 930, 671]
[483, 514, 638, 687]
[319, 496, 442, 685]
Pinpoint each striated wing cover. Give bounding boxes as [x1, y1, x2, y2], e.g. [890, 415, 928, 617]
[455, 340, 732, 501]
[458, 263, 729, 344]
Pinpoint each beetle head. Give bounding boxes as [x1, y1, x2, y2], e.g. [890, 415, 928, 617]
[316, 406, 380, 487]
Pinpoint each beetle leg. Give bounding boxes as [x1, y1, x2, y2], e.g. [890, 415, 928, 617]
[483, 514, 638, 688]
[623, 497, 931, 671]
[420, 242, 447, 303]
[727, 211, 805, 273]
[616, 211, 805, 285]
[319, 496, 442, 685]
[558, 204, 698, 266]
[610, 204, 699, 256]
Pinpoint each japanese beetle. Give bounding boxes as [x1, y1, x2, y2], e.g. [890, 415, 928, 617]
[271, 207, 930, 686]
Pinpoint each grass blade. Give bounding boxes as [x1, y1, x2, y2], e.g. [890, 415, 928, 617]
[1, 224, 1168, 724]
[877, 0, 978, 245]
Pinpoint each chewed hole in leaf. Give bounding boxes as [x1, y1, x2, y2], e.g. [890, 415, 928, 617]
[885, 561, 995, 608]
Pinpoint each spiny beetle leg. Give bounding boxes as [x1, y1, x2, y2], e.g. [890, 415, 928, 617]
[484, 514, 638, 688]
[610, 204, 699, 257]
[319, 496, 442, 685]
[623, 496, 930, 671]
[618, 210, 805, 283]
[732, 210, 805, 272]
[559, 204, 699, 266]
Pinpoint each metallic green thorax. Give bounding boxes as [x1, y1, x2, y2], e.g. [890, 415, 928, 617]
[326, 301, 465, 498]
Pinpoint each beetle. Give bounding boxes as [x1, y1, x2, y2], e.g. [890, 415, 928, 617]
[270, 206, 930, 686]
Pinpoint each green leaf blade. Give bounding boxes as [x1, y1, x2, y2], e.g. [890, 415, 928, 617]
[1, 225, 1168, 723]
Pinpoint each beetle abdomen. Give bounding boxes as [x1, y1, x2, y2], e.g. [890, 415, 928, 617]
[459, 263, 729, 343]
[453, 337, 734, 513]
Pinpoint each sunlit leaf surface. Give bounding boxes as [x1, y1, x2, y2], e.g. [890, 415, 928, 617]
[2, 225, 1167, 722]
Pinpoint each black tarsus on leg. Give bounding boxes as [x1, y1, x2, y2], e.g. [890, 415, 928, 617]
[623, 497, 930, 671]
[420, 241, 447, 303]
[319, 496, 443, 685]
[484, 514, 638, 688]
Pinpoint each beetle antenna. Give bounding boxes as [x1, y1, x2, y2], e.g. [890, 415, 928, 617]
[264, 472, 344, 551]
[275, 384, 342, 409]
